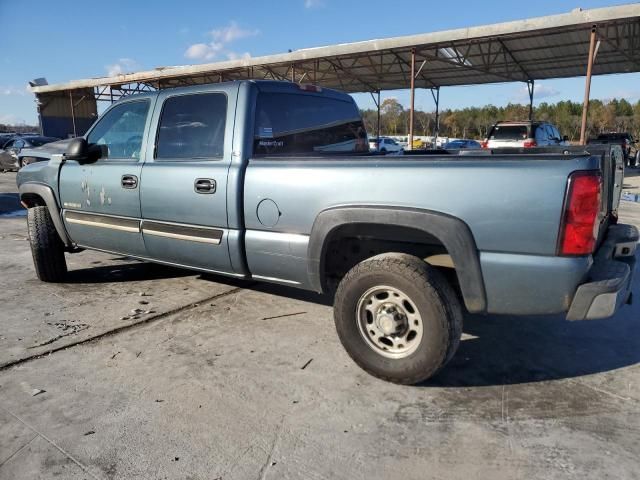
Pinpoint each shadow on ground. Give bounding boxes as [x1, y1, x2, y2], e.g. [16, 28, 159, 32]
[424, 306, 640, 387]
[229, 276, 640, 388]
[64, 260, 195, 284]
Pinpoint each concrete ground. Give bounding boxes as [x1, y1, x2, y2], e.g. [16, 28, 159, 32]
[1, 170, 639, 480]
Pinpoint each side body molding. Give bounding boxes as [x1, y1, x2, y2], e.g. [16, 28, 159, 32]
[307, 206, 487, 313]
[19, 183, 72, 247]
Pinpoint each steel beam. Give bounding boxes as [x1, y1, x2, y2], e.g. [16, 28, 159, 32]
[409, 49, 416, 151]
[527, 79, 535, 120]
[69, 91, 77, 137]
[580, 27, 598, 145]
[431, 87, 440, 147]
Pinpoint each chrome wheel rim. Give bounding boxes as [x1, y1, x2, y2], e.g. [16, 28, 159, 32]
[356, 285, 423, 359]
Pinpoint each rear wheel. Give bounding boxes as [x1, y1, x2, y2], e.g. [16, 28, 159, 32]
[27, 206, 67, 282]
[333, 253, 462, 384]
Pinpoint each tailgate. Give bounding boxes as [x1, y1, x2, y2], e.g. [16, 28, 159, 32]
[486, 145, 622, 251]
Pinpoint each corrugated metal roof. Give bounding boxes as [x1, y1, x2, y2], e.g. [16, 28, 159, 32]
[31, 3, 640, 95]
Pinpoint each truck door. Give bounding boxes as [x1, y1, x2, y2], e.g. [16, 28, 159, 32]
[139, 87, 236, 274]
[58, 98, 154, 256]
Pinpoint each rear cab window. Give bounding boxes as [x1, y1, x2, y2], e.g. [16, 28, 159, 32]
[489, 125, 529, 140]
[253, 92, 368, 156]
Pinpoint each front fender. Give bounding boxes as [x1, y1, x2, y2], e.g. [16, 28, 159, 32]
[19, 182, 72, 247]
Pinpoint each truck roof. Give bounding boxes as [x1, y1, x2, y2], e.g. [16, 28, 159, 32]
[110, 79, 355, 104]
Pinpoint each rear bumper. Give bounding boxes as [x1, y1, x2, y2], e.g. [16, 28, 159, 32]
[566, 224, 638, 320]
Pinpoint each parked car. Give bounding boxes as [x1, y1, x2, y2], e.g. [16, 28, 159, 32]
[482, 121, 568, 149]
[443, 139, 482, 149]
[0, 132, 17, 148]
[0, 135, 60, 170]
[16, 138, 77, 168]
[17, 80, 637, 385]
[369, 136, 404, 153]
[588, 132, 638, 167]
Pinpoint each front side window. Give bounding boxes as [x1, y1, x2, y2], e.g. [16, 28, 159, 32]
[87, 100, 149, 160]
[253, 93, 368, 156]
[156, 93, 227, 160]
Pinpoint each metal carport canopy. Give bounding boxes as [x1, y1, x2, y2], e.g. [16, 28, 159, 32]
[30, 3, 640, 95]
[29, 3, 640, 143]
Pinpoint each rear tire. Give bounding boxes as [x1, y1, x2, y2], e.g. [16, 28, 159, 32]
[333, 253, 462, 384]
[27, 206, 67, 282]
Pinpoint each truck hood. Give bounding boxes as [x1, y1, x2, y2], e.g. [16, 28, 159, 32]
[20, 138, 72, 160]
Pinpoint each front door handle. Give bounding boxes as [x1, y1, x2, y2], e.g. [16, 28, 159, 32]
[121, 175, 138, 189]
[194, 178, 216, 194]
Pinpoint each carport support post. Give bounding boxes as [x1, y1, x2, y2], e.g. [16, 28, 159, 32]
[431, 87, 440, 147]
[408, 48, 416, 151]
[528, 80, 534, 120]
[580, 26, 598, 145]
[376, 90, 381, 141]
[369, 91, 382, 141]
[69, 91, 77, 138]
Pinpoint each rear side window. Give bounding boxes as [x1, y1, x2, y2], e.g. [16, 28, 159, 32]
[156, 93, 227, 160]
[489, 125, 529, 140]
[253, 93, 368, 156]
[535, 125, 548, 142]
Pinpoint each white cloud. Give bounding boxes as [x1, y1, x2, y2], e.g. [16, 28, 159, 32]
[185, 43, 224, 61]
[184, 21, 258, 62]
[105, 58, 139, 77]
[513, 82, 559, 103]
[0, 113, 26, 125]
[210, 21, 259, 43]
[1, 85, 28, 96]
[305, 0, 325, 8]
[226, 51, 251, 61]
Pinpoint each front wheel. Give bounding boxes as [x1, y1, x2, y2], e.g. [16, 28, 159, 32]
[333, 253, 462, 384]
[27, 206, 67, 282]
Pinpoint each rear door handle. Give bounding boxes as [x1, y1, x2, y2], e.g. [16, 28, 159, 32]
[121, 175, 138, 189]
[194, 178, 216, 194]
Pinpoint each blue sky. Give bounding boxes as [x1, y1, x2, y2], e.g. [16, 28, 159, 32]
[1, 0, 639, 125]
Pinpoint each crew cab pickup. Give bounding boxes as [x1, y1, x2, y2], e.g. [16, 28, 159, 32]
[17, 80, 638, 384]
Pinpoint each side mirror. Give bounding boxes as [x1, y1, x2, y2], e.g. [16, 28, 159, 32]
[563, 135, 569, 142]
[64, 138, 102, 164]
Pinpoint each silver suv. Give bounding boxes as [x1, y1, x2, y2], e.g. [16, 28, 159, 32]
[483, 121, 569, 149]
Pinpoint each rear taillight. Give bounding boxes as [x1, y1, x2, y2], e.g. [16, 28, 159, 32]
[558, 171, 602, 256]
[480, 140, 488, 149]
[523, 139, 537, 148]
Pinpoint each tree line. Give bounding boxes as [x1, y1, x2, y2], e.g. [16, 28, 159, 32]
[0, 123, 39, 134]
[360, 97, 640, 141]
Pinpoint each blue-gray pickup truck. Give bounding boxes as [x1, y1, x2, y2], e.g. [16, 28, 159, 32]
[16, 80, 638, 384]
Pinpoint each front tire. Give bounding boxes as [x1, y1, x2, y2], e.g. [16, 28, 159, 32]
[27, 206, 67, 282]
[333, 253, 462, 384]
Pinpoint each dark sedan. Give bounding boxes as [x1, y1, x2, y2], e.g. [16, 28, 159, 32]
[0, 136, 60, 170]
[443, 139, 482, 149]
